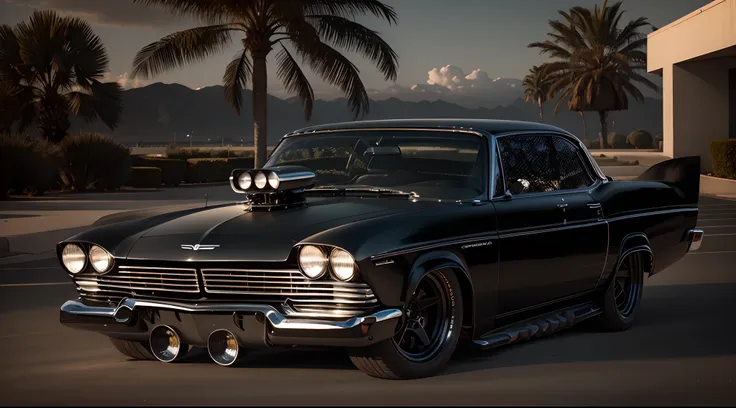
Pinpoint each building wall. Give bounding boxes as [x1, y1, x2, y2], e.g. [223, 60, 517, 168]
[669, 57, 736, 171]
[648, 0, 736, 71]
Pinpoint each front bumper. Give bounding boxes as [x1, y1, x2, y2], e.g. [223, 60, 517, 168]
[60, 298, 402, 348]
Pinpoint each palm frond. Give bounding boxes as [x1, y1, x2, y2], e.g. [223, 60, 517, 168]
[306, 15, 398, 81]
[131, 24, 236, 79]
[302, 0, 398, 25]
[294, 39, 369, 119]
[275, 44, 314, 120]
[222, 49, 252, 115]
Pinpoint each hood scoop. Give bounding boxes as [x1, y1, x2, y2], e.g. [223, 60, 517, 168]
[230, 165, 316, 212]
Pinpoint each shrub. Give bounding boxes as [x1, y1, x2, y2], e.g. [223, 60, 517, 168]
[127, 167, 162, 188]
[185, 157, 255, 184]
[130, 156, 186, 186]
[710, 139, 736, 180]
[607, 132, 627, 149]
[0, 134, 62, 197]
[59, 133, 131, 192]
[626, 130, 653, 149]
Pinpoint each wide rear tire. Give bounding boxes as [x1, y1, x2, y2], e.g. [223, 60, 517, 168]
[348, 268, 464, 380]
[595, 252, 645, 332]
[109, 337, 156, 361]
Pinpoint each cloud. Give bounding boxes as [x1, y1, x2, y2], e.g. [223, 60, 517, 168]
[426, 65, 505, 92]
[6, 0, 192, 29]
[103, 72, 148, 89]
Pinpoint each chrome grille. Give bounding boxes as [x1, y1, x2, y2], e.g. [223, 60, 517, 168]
[75, 266, 200, 298]
[201, 268, 377, 314]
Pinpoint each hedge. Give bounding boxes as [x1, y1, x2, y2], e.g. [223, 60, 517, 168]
[710, 139, 736, 180]
[607, 132, 627, 149]
[59, 132, 131, 192]
[130, 156, 186, 186]
[626, 130, 653, 149]
[185, 157, 254, 183]
[128, 167, 162, 188]
[0, 134, 62, 197]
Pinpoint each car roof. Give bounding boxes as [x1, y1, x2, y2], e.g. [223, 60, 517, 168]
[287, 118, 571, 137]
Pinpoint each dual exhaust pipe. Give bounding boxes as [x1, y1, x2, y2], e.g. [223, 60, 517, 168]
[148, 325, 243, 366]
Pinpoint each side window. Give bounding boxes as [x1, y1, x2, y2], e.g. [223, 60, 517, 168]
[496, 134, 560, 195]
[552, 137, 595, 190]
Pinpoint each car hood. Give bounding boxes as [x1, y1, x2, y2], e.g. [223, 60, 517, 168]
[124, 197, 432, 262]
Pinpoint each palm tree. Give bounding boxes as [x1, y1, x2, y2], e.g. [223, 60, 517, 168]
[130, 0, 400, 168]
[522, 65, 552, 123]
[0, 10, 123, 142]
[529, 0, 658, 149]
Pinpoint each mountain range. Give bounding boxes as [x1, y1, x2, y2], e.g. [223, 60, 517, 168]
[70, 82, 663, 145]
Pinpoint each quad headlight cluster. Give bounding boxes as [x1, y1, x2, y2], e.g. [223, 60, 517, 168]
[298, 245, 357, 282]
[61, 243, 114, 275]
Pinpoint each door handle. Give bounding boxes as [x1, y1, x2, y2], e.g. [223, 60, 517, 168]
[557, 203, 568, 209]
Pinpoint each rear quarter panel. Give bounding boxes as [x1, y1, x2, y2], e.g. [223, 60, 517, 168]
[591, 180, 698, 284]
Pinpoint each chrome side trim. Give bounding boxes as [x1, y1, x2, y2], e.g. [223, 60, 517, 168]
[687, 229, 704, 252]
[370, 233, 498, 260]
[60, 299, 402, 331]
[605, 207, 698, 223]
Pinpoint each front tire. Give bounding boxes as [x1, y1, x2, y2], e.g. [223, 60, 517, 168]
[595, 252, 645, 331]
[349, 268, 464, 380]
[109, 337, 156, 360]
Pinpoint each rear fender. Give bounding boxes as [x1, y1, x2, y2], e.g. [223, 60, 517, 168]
[603, 244, 655, 293]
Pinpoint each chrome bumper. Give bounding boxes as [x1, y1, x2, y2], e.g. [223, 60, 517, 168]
[60, 298, 402, 348]
[688, 229, 704, 252]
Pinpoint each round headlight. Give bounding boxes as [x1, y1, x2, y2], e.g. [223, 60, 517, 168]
[61, 243, 86, 274]
[298, 245, 327, 279]
[330, 248, 356, 281]
[237, 172, 252, 190]
[89, 245, 113, 273]
[267, 172, 280, 189]
[254, 171, 267, 189]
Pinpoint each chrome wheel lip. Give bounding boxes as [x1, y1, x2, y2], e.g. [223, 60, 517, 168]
[392, 272, 453, 363]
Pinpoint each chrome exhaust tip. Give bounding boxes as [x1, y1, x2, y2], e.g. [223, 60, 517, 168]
[207, 329, 242, 366]
[149, 324, 188, 363]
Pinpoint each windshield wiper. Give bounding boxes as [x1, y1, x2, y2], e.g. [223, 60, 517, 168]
[305, 185, 419, 198]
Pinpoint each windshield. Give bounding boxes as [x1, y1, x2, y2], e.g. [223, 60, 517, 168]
[264, 130, 487, 200]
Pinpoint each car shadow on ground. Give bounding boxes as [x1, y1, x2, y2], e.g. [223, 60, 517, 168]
[169, 282, 736, 376]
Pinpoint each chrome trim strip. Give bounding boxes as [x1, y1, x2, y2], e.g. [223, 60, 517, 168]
[370, 233, 498, 260]
[687, 229, 704, 252]
[284, 126, 487, 138]
[60, 299, 402, 330]
[605, 207, 698, 223]
[498, 219, 606, 239]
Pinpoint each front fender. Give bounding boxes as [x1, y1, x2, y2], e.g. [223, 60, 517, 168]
[403, 250, 469, 303]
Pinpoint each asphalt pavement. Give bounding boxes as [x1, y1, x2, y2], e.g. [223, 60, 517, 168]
[0, 196, 734, 405]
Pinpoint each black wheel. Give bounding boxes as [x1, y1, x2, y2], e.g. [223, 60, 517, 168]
[109, 337, 156, 360]
[348, 268, 463, 380]
[595, 251, 645, 331]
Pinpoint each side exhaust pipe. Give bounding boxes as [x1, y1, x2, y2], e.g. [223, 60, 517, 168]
[207, 329, 243, 366]
[149, 324, 189, 363]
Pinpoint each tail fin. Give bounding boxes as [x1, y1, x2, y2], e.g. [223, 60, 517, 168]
[636, 156, 701, 205]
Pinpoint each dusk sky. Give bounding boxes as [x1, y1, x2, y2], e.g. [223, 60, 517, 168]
[1, 0, 711, 98]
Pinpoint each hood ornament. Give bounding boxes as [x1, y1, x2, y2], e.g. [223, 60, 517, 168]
[181, 244, 219, 251]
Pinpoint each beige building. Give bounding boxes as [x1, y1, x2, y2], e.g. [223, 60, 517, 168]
[647, 0, 736, 172]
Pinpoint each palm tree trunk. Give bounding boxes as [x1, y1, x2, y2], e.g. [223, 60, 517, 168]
[252, 55, 268, 168]
[598, 111, 608, 150]
[38, 102, 71, 143]
[537, 96, 544, 123]
[579, 111, 586, 140]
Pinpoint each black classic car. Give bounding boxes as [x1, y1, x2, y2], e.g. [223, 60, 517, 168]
[58, 119, 704, 379]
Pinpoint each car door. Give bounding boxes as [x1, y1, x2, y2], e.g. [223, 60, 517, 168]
[492, 133, 608, 315]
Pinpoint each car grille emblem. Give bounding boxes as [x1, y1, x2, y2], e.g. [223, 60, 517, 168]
[181, 244, 220, 251]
